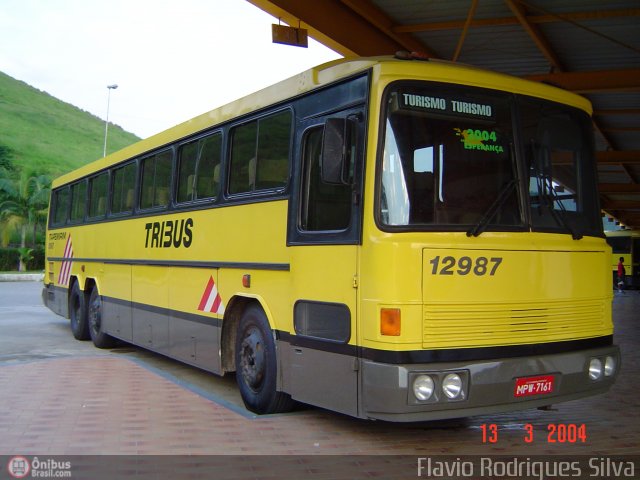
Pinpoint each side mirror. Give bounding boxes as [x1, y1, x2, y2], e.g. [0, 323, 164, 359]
[321, 118, 350, 185]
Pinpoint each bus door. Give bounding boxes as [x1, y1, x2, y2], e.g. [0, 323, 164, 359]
[286, 106, 365, 417]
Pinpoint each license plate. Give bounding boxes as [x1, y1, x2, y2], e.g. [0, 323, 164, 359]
[514, 375, 555, 397]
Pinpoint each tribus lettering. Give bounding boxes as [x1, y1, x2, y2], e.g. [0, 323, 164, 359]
[145, 218, 193, 248]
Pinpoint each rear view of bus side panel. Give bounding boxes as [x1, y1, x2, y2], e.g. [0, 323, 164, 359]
[100, 264, 133, 341]
[43, 227, 76, 318]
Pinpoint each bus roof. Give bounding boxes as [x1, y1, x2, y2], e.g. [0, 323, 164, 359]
[53, 55, 592, 188]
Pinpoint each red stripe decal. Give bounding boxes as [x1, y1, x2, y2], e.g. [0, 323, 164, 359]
[198, 276, 215, 311]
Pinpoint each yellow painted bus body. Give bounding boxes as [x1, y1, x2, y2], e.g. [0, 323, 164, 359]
[44, 56, 618, 421]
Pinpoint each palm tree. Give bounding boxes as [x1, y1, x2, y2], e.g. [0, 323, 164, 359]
[0, 170, 50, 271]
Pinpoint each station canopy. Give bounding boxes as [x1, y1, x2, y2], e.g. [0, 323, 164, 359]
[249, 0, 640, 229]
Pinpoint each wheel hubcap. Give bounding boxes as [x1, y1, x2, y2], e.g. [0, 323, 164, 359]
[71, 295, 80, 323]
[240, 327, 265, 391]
[89, 297, 101, 335]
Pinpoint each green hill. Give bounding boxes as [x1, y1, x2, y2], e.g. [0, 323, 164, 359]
[0, 71, 140, 178]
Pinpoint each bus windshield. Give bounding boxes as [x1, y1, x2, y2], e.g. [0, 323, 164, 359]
[378, 82, 601, 237]
[520, 96, 601, 238]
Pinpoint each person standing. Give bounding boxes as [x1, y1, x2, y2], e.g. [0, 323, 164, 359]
[617, 257, 626, 294]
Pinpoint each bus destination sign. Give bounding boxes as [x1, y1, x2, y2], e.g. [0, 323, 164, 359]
[399, 92, 495, 120]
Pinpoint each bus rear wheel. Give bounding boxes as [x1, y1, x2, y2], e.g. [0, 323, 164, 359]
[88, 286, 116, 349]
[69, 282, 89, 340]
[235, 305, 294, 414]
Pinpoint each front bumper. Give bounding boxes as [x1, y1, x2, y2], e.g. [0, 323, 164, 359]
[361, 345, 620, 422]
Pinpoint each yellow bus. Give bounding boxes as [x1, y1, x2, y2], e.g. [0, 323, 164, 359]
[43, 54, 619, 421]
[605, 230, 639, 288]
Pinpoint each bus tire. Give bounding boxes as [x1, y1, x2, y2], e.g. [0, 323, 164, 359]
[235, 305, 294, 414]
[69, 281, 89, 340]
[88, 286, 116, 349]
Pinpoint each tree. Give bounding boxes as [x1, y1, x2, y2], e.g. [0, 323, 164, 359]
[0, 170, 51, 271]
[0, 145, 14, 173]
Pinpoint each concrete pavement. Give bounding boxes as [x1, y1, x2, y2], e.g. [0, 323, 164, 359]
[0, 281, 638, 479]
[0, 273, 43, 282]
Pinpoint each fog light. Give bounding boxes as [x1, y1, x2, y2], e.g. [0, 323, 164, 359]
[604, 356, 616, 377]
[589, 358, 603, 380]
[442, 373, 463, 399]
[413, 375, 435, 401]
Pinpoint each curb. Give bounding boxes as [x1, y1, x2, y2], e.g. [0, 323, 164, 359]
[0, 273, 44, 282]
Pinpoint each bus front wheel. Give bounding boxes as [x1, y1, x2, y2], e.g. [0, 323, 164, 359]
[88, 286, 116, 349]
[234, 305, 294, 414]
[69, 282, 89, 340]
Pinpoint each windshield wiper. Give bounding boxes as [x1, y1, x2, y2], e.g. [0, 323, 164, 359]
[540, 176, 583, 240]
[530, 140, 583, 240]
[467, 179, 518, 237]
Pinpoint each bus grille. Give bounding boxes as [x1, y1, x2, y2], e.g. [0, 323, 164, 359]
[423, 299, 608, 349]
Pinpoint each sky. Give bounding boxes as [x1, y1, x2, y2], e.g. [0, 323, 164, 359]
[0, 0, 342, 139]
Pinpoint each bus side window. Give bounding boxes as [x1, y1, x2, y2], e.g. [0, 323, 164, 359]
[177, 132, 221, 203]
[229, 121, 258, 194]
[88, 172, 108, 219]
[229, 110, 291, 195]
[197, 134, 221, 199]
[255, 111, 290, 190]
[69, 180, 87, 223]
[140, 150, 172, 209]
[51, 186, 70, 227]
[111, 162, 136, 215]
[300, 126, 351, 231]
[177, 141, 198, 203]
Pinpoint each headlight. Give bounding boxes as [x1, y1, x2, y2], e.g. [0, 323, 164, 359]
[604, 356, 616, 377]
[442, 373, 463, 399]
[413, 375, 435, 401]
[589, 358, 603, 380]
